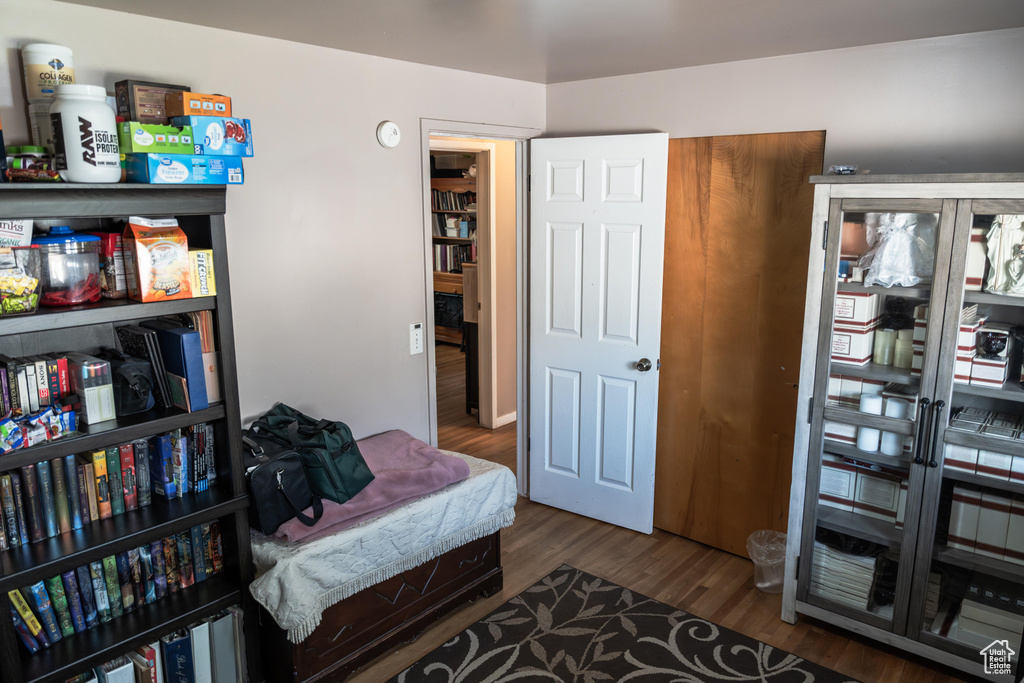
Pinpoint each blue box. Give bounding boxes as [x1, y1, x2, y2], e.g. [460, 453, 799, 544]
[170, 116, 253, 157]
[125, 154, 244, 185]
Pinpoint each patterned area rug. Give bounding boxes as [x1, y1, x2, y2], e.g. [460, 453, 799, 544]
[390, 564, 857, 682]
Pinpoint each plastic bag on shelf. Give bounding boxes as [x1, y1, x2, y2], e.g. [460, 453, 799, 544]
[859, 212, 936, 287]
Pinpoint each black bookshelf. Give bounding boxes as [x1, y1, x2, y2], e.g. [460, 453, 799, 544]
[0, 185, 257, 683]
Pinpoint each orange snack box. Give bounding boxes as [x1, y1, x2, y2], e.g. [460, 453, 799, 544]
[165, 91, 232, 118]
[122, 216, 192, 302]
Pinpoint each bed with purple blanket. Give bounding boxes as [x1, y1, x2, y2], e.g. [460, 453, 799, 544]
[251, 430, 517, 682]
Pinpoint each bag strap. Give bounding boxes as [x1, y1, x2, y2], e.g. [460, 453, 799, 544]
[273, 467, 324, 527]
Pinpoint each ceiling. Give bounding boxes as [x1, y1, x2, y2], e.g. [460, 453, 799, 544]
[58, 0, 1024, 84]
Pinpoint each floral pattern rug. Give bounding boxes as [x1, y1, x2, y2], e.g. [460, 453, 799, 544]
[390, 564, 858, 682]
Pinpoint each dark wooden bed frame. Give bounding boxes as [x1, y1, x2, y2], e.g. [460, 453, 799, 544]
[257, 531, 503, 682]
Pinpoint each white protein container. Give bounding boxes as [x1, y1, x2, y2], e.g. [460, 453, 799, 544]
[21, 43, 74, 102]
[51, 84, 121, 183]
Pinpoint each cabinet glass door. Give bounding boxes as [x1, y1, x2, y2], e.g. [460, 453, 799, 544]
[798, 198, 957, 633]
[908, 200, 1024, 677]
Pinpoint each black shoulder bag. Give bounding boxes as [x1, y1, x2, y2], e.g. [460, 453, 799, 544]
[243, 433, 323, 535]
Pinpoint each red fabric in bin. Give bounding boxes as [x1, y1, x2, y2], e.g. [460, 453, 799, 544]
[272, 429, 470, 543]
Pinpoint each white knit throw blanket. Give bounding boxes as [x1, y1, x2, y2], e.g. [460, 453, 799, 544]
[249, 452, 517, 643]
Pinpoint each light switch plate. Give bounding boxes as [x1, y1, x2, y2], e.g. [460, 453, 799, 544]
[410, 322, 424, 355]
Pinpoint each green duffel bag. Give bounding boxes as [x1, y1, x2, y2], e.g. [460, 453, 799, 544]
[248, 403, 374, 504]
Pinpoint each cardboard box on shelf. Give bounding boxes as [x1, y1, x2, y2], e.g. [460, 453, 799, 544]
[125, 154, 243, 185]
[118, 122, 194, 154]
[832, 326, 875, 366]
[838, 376, 862, 407]
[827, 373, 843, 406]
[965, 226, 988, 291]
[971, 356, 1009, 388]
[976, 449, 1013, 480]
[1012, 454, 1024, 485]
[976, 491, 1012, 559]
[943, 443, 980, 474]
[911, 347, 924, 377]
[818, 454, 856, 512]
[1005, 499, 1024, 566]
[122, 216, 191, 303]
[165, 91, 232, 118]
[114, 80, 190, 125]
[852, 470, 901, 522]
[170, 116, 253, 157]
[188, 249, 216, 297]
[824, 420, 857, 446]
[948, 485, 982, 551]
[834, 291, 880, 329]
[954, 354, 975, 384]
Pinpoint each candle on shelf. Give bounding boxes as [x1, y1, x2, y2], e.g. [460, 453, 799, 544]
[894, 329, 914, 369]
[856, 393, 884, 452]
[873, 328, 896, 365]
[880, 398, 909, 456]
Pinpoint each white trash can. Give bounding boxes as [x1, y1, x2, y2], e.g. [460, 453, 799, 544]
[746, 529, 787, 594]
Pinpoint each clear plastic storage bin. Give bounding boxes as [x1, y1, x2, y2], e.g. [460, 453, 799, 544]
[32, 225, 101, 306]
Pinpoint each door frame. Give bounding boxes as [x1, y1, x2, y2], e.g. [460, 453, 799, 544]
[420, 119, 540, 496]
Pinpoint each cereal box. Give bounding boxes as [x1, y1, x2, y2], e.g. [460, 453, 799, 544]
[189, 249, 216, 297]
[122, 217, 191, 302]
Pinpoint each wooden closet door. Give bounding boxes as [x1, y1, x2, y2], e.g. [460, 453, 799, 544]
[653, 131, 825, 556]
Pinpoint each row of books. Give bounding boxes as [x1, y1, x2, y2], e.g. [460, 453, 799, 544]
[10, 523, 225, 655]
[0, 352, 75, 419]
[63, 605, 244, 683]
[431, 189, 476, 212]
[63, 603, 243, 683]
[0, 423, 216, 551]
[433, 243, 475, 274]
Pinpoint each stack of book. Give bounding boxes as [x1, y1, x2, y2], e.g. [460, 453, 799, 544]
[432, 243, 474, 273]
[431, 188, 476, 211]
[809, 542, 878, 611]
[9, 523, 225, 654]
[60, 605, 245, 683]
[0, 423, 217, 552]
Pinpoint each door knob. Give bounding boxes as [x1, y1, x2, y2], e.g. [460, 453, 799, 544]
[636, 358, 652, 372]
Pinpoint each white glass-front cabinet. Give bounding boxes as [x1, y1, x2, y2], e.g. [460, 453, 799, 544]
[785, 175, 1024, 681]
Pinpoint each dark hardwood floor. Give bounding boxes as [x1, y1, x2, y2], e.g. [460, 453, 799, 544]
[347, 343, 968, 683]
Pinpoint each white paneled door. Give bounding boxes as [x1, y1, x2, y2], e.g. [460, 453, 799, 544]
[529, 133, 668, 533]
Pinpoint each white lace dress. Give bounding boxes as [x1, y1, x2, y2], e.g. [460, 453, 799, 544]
[985, 214, 1024, 295]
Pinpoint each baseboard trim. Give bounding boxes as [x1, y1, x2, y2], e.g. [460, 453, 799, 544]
[493, 411, 517, 428]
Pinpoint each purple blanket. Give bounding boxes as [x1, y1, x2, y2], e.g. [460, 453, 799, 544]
[273, 429, 470, 543]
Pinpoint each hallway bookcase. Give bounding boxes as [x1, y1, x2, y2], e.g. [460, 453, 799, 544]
[431, 176, 476, 345]
[0, 184, 258, 683]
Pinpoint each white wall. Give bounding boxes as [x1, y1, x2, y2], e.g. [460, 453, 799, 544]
[1, 0, 544, 439]
[546, 29, 1024, 174]
[493, 139, 517, 421]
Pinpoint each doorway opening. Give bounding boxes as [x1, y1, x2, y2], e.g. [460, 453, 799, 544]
[429, 138, 516, 472]
[420, 120, 537, 493]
